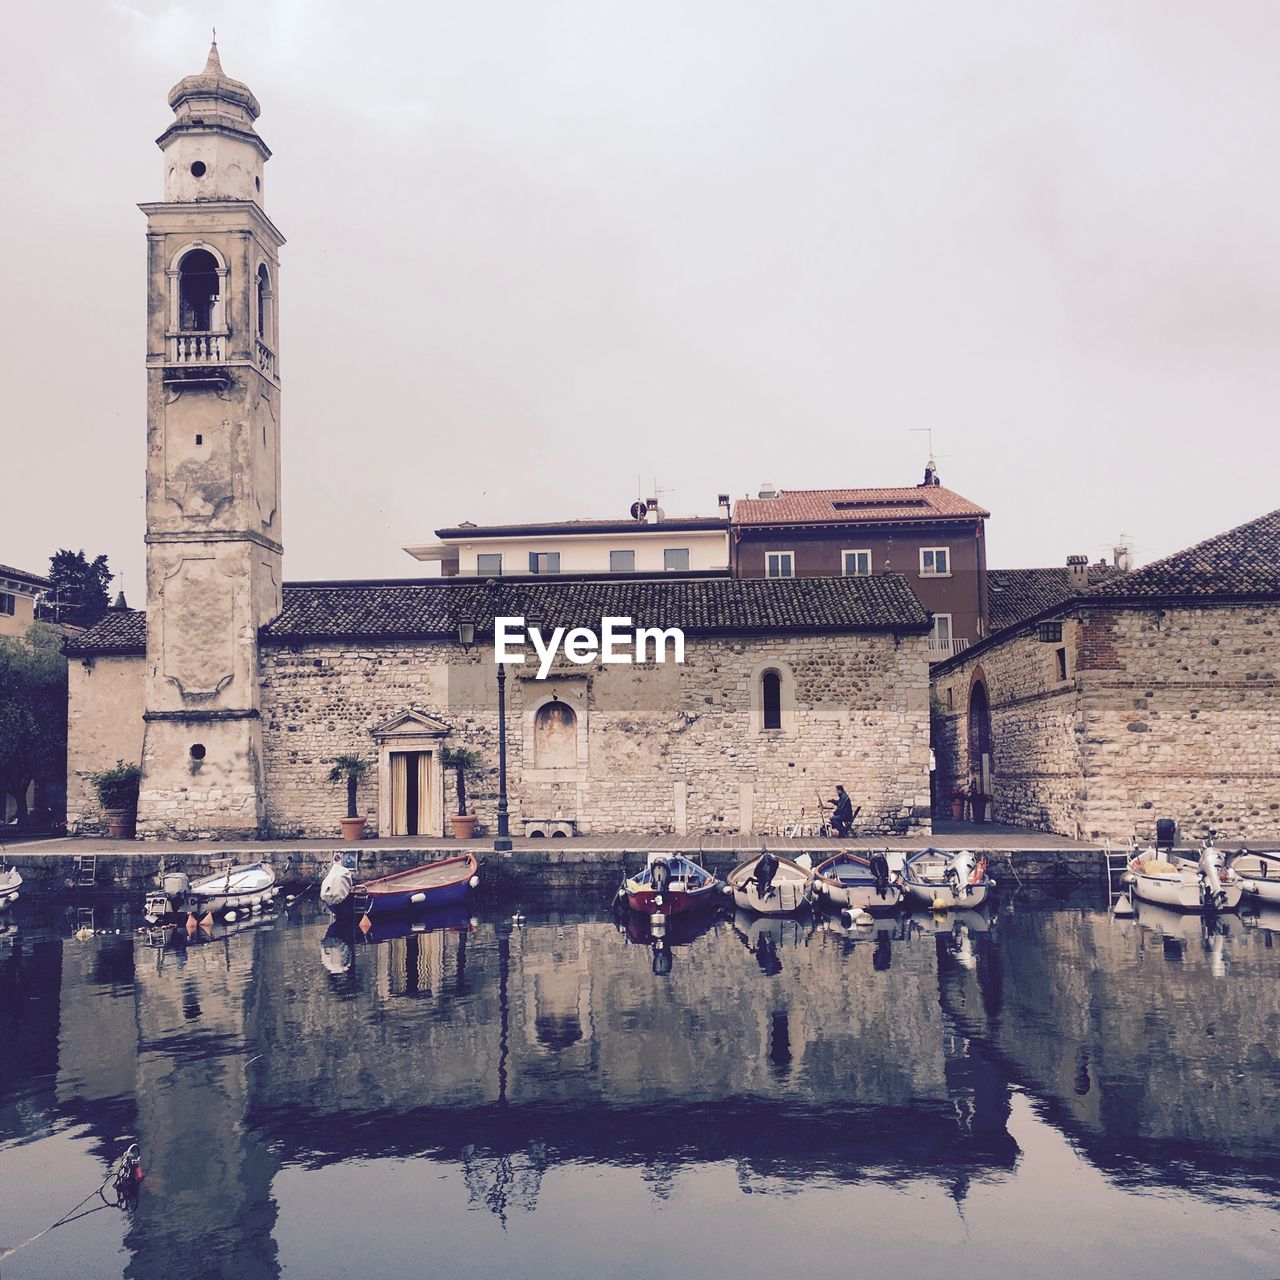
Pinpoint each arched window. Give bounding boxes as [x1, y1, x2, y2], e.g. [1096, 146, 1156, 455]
[256, 264, 270, 341]
[761, 670, 782, 730]
[534, 700, 577, 768]
[178, 250, 220, 332]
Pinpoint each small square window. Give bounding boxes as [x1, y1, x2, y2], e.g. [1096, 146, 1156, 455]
[610, 550, 636, 573]
[529, 552, 560, 574]
[920, 547, 950, 576]
[664, 548, 690, 572]
[766, 552, 794, 578]
[476, 553, 503, 575]
[0, 593, 14, 616]
[842, 549, 872, 576]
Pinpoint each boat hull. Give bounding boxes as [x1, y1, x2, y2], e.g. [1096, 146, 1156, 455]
[355, 855, 478, 919]
[1130, 871, 1243, 912]
[1227, 853, 1280, 905]
[726, 855, 814, 916]
[812, 853, 902, 913]
[903, 880, 990, 910]
[187, 862, 277, 918]
[0, 868, 20, 908]
[901, 849, 991, 912]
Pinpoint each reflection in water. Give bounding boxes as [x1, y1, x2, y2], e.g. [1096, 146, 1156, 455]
[2, 899, 1280, 1277]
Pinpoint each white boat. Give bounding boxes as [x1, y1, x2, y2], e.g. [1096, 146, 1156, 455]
[811, 850, 904, 913]
[188, 860, 277, 917]
[724, 853, 814, 915]
[901, 848, 992, 910]
[0, 866, 21, 909]
[1125, 842, 1242, 913]
[1226, 850, 1280, 906]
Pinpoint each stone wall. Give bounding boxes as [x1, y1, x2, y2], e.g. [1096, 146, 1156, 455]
[66, 654, 146, 832]
[932, 602, 1280, 842]
[259, 631, 931, 839]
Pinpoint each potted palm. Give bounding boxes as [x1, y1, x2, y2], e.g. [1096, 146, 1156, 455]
[90, 760, 141, 838]
[327, 754, 370, 840]
[440, 746, 481, 838]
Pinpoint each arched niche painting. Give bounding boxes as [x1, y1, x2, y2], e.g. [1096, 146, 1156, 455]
[534, 700, 577, 769]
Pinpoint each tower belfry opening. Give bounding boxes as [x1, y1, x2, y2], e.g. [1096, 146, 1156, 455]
[178, 249, 220, 331]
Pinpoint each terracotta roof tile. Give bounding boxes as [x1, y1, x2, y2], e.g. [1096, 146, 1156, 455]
[987, 565, 1124, 632]
[733, 485, 989, 526]
[64, 609, 147, 655]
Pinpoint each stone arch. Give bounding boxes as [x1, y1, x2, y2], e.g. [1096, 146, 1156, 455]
[749, 660, 796, 734]
[533, 699, 578, 769]
[968, 667, 994, 815]
[521, 685, 588, 779]
[166, 242, 229, 334]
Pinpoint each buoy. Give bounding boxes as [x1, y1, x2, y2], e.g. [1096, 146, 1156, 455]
[286, 895, 296, 904]
[74, 926, 94, 941]
[358, 914, 372, 933]
[512, 912, 525, 926]
[225, 910, 238, 922]
[1112, 893, 1136, 918]
[469, 875, 480, 889]
[931, 895, 948, 912]
[410, 892, 427, 905]
[841, 907, 873, 927]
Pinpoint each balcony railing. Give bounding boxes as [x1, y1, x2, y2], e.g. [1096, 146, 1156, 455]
[168, 331, 227, 364]
[928, 637, 970, 660]
[256, 340, 276, 377]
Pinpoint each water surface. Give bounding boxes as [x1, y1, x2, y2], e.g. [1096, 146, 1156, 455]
[2, 896, 1279, 1278]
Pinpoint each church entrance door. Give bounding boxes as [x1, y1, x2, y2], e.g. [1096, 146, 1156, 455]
[390, 750, 431, 836]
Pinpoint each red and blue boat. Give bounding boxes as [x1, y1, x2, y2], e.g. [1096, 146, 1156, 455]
[620, 853, 721, 917]
[348, 854, 480, 920]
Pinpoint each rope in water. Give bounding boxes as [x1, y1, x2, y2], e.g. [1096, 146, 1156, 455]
[0, 1143, 141, 1262]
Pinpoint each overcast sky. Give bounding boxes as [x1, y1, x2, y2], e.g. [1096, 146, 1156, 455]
[3, 0, 1277, 600]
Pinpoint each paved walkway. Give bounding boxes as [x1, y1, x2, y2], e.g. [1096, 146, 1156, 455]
[3, 819, 1096, 858]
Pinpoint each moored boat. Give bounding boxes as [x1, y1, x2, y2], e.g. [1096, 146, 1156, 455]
[351, 854, 479, 919]
[1226, 849, 1280, 907]
[619, 852, 720, 918]
[0, 866, 21, 909]
[1125, 841, 1242, 913]
[811, 850, 903, 913]
[901, 848, 991, 911]
[724, 852, 814, 916]
[188, 860, 278, 918]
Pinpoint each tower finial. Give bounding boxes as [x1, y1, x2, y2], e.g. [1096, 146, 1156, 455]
[204, 30, 223, 75]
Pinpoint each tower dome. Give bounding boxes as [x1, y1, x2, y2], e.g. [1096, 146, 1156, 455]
[157, 39, 270, 204]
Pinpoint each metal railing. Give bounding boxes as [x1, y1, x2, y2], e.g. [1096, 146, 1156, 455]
[927, 637, 970, 659]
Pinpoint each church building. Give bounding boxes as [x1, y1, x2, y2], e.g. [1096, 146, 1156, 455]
[64, 46, 934, 841]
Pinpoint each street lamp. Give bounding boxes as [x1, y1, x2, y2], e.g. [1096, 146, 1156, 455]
[457, 581, 512, 853]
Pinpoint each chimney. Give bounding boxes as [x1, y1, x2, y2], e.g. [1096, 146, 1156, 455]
[757, 483, 777, 500]
[646, 498, 661, 525]
[1113, 542, 1133, 572]
[1067, 554, 1089, 590]
[717, 492, 731, 515]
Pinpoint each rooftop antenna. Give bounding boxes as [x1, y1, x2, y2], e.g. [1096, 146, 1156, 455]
[911, 428, 949, 486]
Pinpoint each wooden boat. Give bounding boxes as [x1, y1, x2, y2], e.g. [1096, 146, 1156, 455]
[724, 852, 814, 916]
[811, 850, 903, 913]
[1125, 844, 1242, 913]
[0, 866, 21, 909]
[1226, 850, 1280, 906]
[351, 854, 479, 919]
[188, 860, 278, 917]
[901, 848, 992, 911]
[620, 852, 720, 918]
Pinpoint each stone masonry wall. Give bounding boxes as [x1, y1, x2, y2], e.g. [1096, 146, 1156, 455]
[259, 631, 931, 838]
[66, 654, 146, 833]
[932, 602, 1280, 842]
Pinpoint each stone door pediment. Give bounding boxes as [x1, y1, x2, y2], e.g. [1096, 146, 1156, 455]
[370, 709, 452, 741]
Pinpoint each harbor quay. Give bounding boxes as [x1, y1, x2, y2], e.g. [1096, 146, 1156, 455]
[0, 825, 1190, 902]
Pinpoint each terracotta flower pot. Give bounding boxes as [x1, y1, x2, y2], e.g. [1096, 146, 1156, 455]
[950, 799, 965, 821]
[450, 814, 479, 839]
[105, 808, 136, 839]
[338, 816, 366, 841]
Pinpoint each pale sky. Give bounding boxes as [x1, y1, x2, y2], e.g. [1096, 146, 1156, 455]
[3, 1, 1278, 601]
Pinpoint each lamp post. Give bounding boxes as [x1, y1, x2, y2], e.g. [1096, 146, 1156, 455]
[458, 581, 512, 853]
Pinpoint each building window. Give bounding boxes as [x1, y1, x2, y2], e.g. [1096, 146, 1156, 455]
[476, 553, 503, 575]
[761, 670, 782, 729]
[945, 686, 954, 711]
[664, 548, 690, 572]
[256, 264, 270, 341]
[929, 614, 953, 652]
[842, 549, 872, 576]
[1056, 647, 1068, 681]
[920, 547, 950, 576]
[610, 550, 636, 572]
[178, 248, 220, 331]
[0, 593, 14, 616]
[766, 551, 794, 578]
[529, 552, 560, 574]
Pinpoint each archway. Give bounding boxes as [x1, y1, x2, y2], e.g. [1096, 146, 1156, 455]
[968, 679, 993, 819]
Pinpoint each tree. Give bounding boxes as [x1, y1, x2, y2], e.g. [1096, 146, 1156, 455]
[440, 746, 482, 816]
[44, 549, 113, 628]
[0, 623, 68, 826]
[327, 754, 370, 818]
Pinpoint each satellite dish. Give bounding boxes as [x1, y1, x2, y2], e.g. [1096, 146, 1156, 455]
[630, 500, 648, 521]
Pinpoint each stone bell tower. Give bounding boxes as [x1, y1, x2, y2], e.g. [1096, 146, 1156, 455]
[136, 41, 284, 838]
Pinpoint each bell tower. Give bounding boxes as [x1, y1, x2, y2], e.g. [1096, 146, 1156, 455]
[137, 41, 284, 838]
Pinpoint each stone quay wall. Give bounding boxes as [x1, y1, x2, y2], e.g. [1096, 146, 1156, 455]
[259, 631, 932, 839]
[932, 602, 1280, 843]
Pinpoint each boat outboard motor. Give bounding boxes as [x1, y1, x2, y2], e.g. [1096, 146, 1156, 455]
[1198, 842, 1228, 913]
[947, 851, 974, 898]
[869, 851, 891, 898]
[753, 852, 780, 899]
[320, 857, 355, 911]
[651, 856, 672, 905]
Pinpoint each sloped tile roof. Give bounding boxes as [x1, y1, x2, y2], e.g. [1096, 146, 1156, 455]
[64, 609, 147, 655]
[987, 565, 1124, 632]
[1085, 508, 1280, 600]
[734, 485, 989, 526]
[263, 575, 931, 641]
[0, 563, 51, 588]
[436, 517, 728, 538]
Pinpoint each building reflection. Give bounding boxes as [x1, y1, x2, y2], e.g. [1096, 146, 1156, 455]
[2, 898, 1280, 1275]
